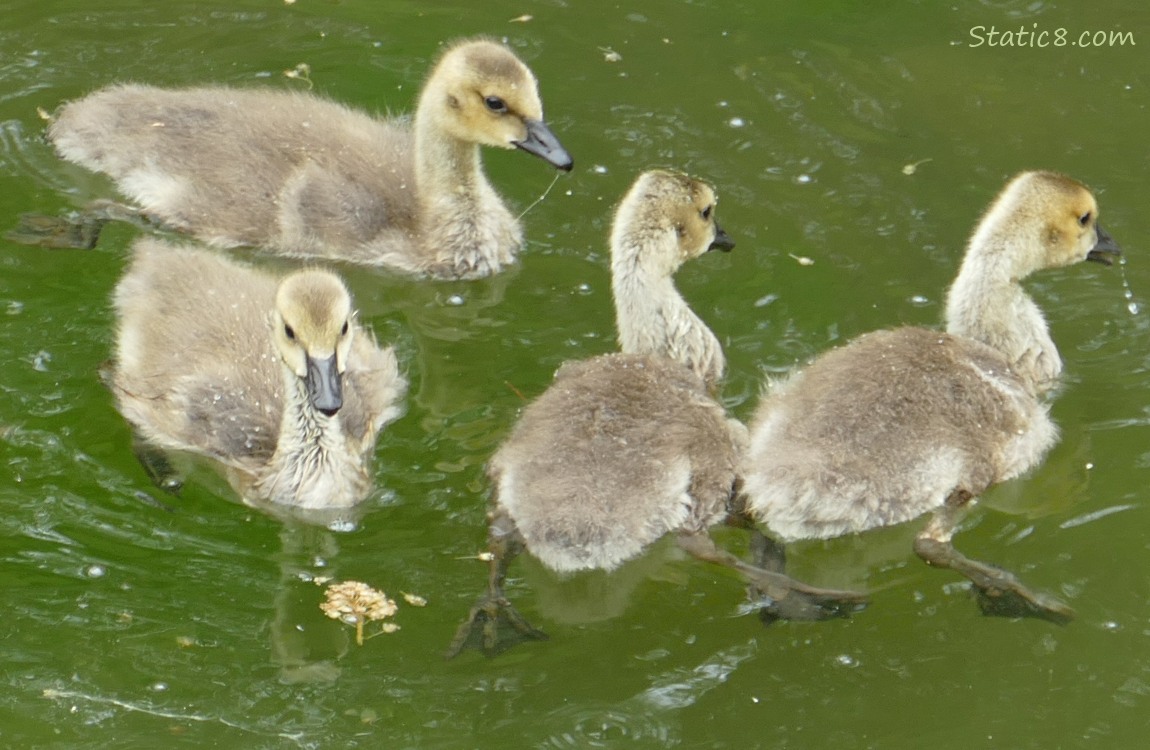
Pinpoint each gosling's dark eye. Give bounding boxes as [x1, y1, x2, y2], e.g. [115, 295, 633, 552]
[701, 205, 713, 221]
[1078, 211, 1092, 227]
[484, 95, 508, 114]
[284, 324, 295, 341]
[340, 321, 349, 336]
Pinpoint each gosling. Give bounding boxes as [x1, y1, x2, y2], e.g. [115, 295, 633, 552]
[112, 237, 407, 513]
[448, 170, 864, 657]
[743, 171, 1121, 624]
[49, 38, 572, 279]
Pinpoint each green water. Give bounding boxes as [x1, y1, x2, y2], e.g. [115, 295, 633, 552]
[2, 0, 1149, 747]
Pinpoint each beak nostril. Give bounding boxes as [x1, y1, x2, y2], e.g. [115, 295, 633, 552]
[319, 406, 340, 418]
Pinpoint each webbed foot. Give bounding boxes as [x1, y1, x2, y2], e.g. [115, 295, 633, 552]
[914, 536, 1074, 625]
[747, 573, 869, 625]
[445, 590, 547, 658]
[6, 212, 104, 249]
[973, 574, 1075, 625]
[678, 530, 867, 625]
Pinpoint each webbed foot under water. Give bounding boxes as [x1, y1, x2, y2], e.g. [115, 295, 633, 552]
[445, 587, 548, 658]
[7, 200, 167, 250]
[6, 211, 104, 249]
[914, 535, 1074, 625]
[677, 530, 868, 624]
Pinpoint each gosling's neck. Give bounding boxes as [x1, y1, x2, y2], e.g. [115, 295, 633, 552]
[945, 230, 1061, 392]
[412, 90, 521, 278]
[611, 232, 724, 388]
[258, 367, 368, 509]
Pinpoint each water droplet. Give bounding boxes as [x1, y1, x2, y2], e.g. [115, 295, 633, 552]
[150, 682, 168, 692]
[84, 564, 105, 578]
[834, 653, 859, 668]
[909, 295, 931, 306]
[592, 164, 608, 174]
[445, 294, 465, 307]
[1118, 258, 1140, 315]
[728, 117, 746, 128]
[794, 174, 813, 185]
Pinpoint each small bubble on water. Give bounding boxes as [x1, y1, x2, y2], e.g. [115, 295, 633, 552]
[834, 654, 859, 668]
[592, 164, 608, 174]
[84, 565, 105, 578]
[150, 682, 169, 693]
[445, 294, 465, 307]
[728, 117, 746, 128]
[1102, 620, 1121, 632]
[32, 350, 52, 372]
[909, 295, 931, 306]
[794, 174, 813, 185]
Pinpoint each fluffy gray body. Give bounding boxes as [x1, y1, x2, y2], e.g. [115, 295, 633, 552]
[491, 353, 741, 572]
[50, 39, 571, 279]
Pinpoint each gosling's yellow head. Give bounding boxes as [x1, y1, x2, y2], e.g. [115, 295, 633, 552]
[979, 171, 1120, 273]
[611, 169, 734, 272]
[273, 270, 355, 417]
[421, 38, 572, 171]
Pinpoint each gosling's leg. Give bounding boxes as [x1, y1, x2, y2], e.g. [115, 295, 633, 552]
[746, 528, 793, 626]
[445, 510, 548, 658]
[748, 527, 788, 574]
[913, 490, 1074, 625]
[724, 504, 787, 575]
[131, 433, 184, 495]
[677, 530, 867, 622]
[724, 509, 810, 621]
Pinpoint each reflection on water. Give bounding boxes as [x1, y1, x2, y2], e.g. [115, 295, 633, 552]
[269, 523, 350, 684]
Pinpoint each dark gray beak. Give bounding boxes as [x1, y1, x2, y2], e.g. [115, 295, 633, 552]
[1087, 223, 1122, 265]
[709, 223, 735, 252]
[306, 354, 342, 417]
[514, 119, 574, 171]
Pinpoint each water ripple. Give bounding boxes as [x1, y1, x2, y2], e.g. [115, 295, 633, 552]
[1059, 504, 1138, 530]
[536, 639, 759, 748]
